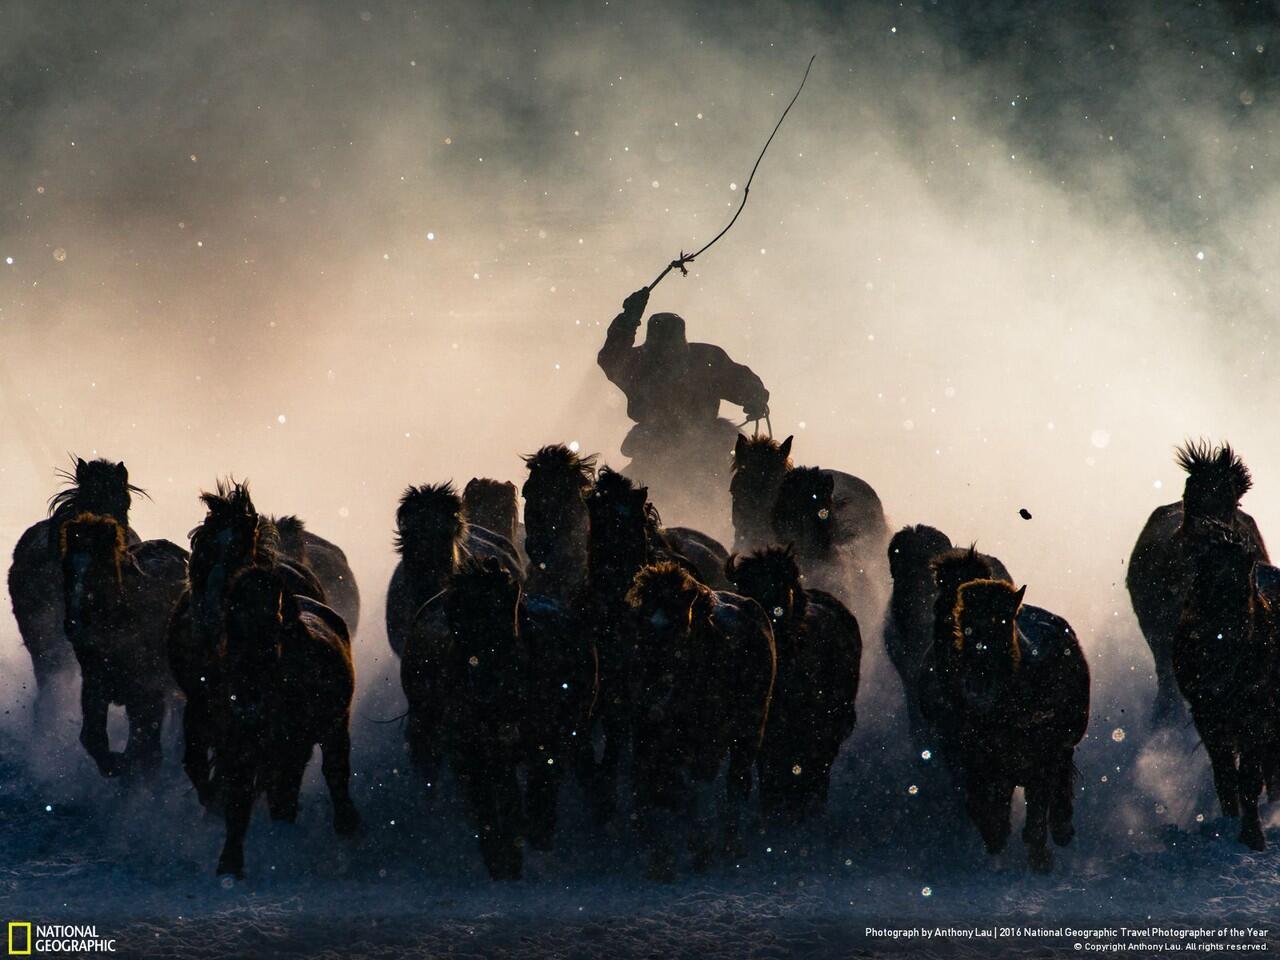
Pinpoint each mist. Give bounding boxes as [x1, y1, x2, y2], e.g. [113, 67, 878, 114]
[3, 0, 1280, 850]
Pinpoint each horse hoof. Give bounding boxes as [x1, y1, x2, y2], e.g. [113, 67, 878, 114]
[215, 859, 244, 879]
[1051, 822, 1075, 847]
[334, 806, 360, 836]
[1239, 825, 1266, 852]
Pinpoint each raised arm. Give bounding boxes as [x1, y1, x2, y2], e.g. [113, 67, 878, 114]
[597, 287, 650, 390]
[700, 344, 770, 419]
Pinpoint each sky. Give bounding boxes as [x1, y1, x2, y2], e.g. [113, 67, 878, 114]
[2, 0, 1280, 702]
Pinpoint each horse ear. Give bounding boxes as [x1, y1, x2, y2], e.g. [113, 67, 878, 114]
[115, 462, 128, 482]
[1012, 584, 1027, 609]
[779, 435, 793, 459]
[504, 480, 516, 492]
[76, 457, 88, 478]
[735, 434, 748, 459]
[821, 472, 835, 495]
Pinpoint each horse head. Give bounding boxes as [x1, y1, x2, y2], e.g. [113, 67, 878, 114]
[59, 512, 131, 641]
[1177, 439, 1252, 524]
[521, 444, 596, 571]
[395, 482, 466, 574]
[951, 578, 1027, 716]
[725, 544, 806, 632]
[463, 478, 520, 544]
[771, 466, 834, 559]
[587, 468, 656, 587]
[731, 434, 793, 546]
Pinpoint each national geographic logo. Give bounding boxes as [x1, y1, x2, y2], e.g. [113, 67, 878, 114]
[7, 923, 117, 954]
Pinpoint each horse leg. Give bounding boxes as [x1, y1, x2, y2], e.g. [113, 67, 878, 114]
[405, 705, 441, 792]
[1049, 749, 1077, 847]
[592, 705, 626, 826]
[1205, 737, 1241, 819]
[1023, 772, 1053, 873]
[688, 776, 717, 873]
[492, 762, 524, 880]
[320, 723, 360, 835]
[1237, 745, 1266, 851]
[181, 699, 216, 807]
[524, 744, 562, 852]
[123, 694, 165, 777]
[216, 761, 256, 877]
[78, 672, 118, 777]
[265, 740, 311, 823]
[967, 774, 1011, 855]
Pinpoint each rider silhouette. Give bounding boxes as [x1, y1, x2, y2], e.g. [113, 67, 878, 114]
[597, 287, 769, 522]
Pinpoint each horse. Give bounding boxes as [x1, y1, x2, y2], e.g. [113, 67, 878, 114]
[214, 566, 358, 877]
[1128, 441, 1268, 724]
[385, 482, 523, 659]
[919, 579, 1089, 872]
[730, 434, 888, 556]
[517, 445, 600, 848]
[167, 480, 325, 808]
[425, 559, 530, 878]
[625, 561, 775, 880]
[1173, 513, 1280, 850]
[59, 513, 188, 777]
[725, 545, 860, 824]
[463, 478, 523, 555]
[9, 457, 145, 726]
[272, 515, 362, 637]
[884, 527, 1011, 752]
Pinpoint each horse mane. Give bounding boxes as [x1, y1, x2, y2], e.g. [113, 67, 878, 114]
[523, 444, 597, 491]
[395, 482, 466, 556]
[48, 455, 147, 521]
[772, 467, 836, 539]
[593, 467, 663, 530]
[726, 545, 809, 620]
[1176, 439, 1252, 509]
[272, 515, 307, 558]
[197, 477, 256, 521]
[626, 559, 705, 610]
[952, 578, 1023, 667]
[931, 544, 998, 589]
[189, 478, 280, 563]
[730, 434, 792, 475]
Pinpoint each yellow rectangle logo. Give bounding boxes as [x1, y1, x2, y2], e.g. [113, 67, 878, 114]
[7, 921, 31, 956]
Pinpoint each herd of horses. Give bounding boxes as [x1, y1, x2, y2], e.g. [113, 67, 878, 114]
[5, 435, 1278, 880]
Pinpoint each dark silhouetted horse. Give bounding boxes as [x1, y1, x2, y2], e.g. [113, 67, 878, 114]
[167, 480, 325, 808]
[1173, 514, 1280, 850]
[9, 457, 145, 726]
[1129, 441, 1268, 724]
[920, 579, 1089, 872]
[625, 561, 775, 880]
[726, 545, 859, 824]
[517, 445, 600, 848]
[214, 566, 358, 877]
[385, 482, 523, 659]
[272, 515, 362, 637]
[730, 434, 888, 555]
[885, 527, 1011, 751]
[59, 513, 187, 777]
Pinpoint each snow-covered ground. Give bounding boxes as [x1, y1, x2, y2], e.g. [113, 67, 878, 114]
[1, 611, 1277, 960]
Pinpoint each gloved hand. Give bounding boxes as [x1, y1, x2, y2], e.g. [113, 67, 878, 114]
[622, 286, 650, 322]
[743, 402, 770, 422]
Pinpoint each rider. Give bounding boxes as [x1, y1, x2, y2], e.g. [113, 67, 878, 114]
[597, 286, 770, 509]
